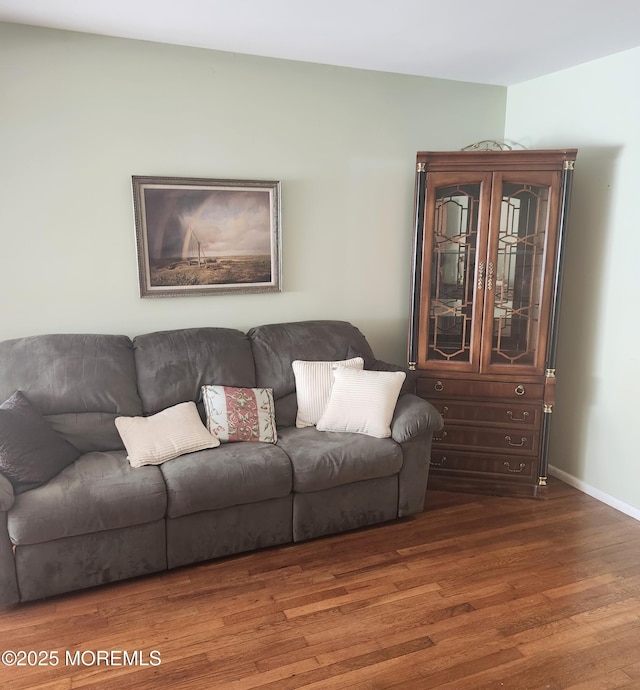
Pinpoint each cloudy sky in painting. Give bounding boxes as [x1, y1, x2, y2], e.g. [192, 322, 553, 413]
[142, 186, 273, 260]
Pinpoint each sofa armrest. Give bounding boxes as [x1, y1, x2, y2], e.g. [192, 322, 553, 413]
[0, 473, 14, 512]
[0, 473, 19, 605]
[390, 394, 443, 444]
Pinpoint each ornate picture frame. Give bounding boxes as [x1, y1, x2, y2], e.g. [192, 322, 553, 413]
[132, 176, 281, 297]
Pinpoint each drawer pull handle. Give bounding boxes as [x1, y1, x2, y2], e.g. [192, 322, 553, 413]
[515, 385, 526, 396]
[506, 410, 529, 422]
[505, 435, 527, 447]
[434, 380, 444, 392]
[434, 431, 448, 442]
[430, 456, 446, 468]
[504, 462, 526, 473]
[440, 405, 449, 417]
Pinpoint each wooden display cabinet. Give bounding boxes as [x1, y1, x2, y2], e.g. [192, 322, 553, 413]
[408, 149, 577, 498]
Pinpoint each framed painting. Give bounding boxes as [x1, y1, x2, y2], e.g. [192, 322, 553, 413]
[131, 176, 281, 297]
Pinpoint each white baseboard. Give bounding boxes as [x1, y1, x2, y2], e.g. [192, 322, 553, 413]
[549, 465, 640, 522]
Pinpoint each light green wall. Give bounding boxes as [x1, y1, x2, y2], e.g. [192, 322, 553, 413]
[2, 22, 638, 513]
[505, 46, 640, 512]
[0, 22, 505, 364]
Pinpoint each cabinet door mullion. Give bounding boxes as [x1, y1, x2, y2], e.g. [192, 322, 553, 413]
[480, 171, 561, 377]
[416, 171, 491, 372]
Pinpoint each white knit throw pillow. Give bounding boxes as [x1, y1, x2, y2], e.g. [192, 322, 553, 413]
[115, 401, 219, 467]
[317, 368, 406, 438]
[292, 357, 364, 428]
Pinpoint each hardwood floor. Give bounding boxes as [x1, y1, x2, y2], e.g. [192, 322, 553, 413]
[1, 477, 640, 689]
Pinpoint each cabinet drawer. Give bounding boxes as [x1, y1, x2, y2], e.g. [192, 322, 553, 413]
[418, 377, 544, 401]
[431, 400, 542, 429]
[430, 449, 537, 482]
[434, 425, 539, 455]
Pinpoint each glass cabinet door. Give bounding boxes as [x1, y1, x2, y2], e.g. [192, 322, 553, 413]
[481, 171, 561, 375]
[418, 173, 491, 371]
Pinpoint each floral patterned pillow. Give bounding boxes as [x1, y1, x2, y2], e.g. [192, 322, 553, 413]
[201, 386, 277, 443]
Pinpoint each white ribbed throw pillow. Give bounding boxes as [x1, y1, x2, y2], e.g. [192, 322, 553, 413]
[115, 401, 219, 467]
[316, 368, 406, 438]
[292, 357, 364, 428]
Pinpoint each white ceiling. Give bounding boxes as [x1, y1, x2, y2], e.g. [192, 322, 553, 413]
[1, 0, 640, 86]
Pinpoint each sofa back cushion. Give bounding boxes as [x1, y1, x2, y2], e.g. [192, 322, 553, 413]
[247, 320, 376, 427]
[0, 334, 141, 453]
[133, 327, 256, 415]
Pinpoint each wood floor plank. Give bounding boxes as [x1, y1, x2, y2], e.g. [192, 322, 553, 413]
[562, 671, 636, 690]
[1, 477, 640, 689]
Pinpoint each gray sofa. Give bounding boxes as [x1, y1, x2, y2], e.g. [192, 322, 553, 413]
[0, 320, 442, 604]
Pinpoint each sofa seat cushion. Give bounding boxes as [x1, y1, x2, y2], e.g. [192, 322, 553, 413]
[160, 443, 292, 519]
[7, 451, 167, 546]
[276, 426, 403, 493]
